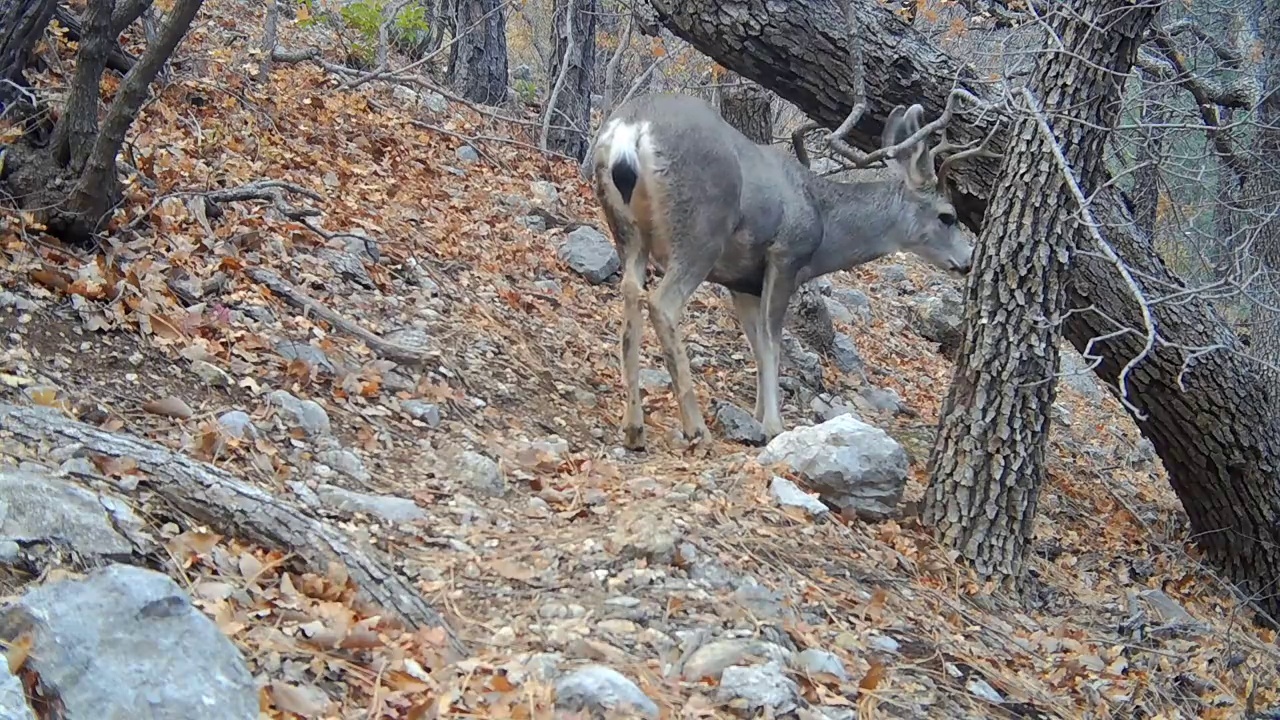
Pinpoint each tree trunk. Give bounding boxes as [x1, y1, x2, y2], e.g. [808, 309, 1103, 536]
[1246, 0, 1280, 367]
[447, 0, 509, 105]
[51, 0, 116, 171]
[545, 0, 597, 160]
[718, 79, 772, 144]
[1130, 79, 1167, 241]
[921, 0, 1157, 582]
[647, 0, 1280, 615]
[0, 0, 56, 103]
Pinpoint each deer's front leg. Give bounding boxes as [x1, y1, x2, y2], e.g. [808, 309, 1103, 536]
[757, 264, 797, 440]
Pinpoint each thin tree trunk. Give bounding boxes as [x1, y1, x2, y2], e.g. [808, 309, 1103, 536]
[447, 0, 509, 105]
[0, 0, 57, 103]
[51, 0, 116, 171]
[921, 0, 1158, 581]
[1246, 0, 1280, 368]
[646, 0, 1280, 615]
[544, 0, 597, 160]
[1130, 79, 1167, 241]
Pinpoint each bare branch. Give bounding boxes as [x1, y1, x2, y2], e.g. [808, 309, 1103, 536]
[602, 9, 633, 111]
[540, 0, 576, 152]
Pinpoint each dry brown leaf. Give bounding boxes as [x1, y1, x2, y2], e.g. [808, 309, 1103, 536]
[5, 631, 33, 674]
[268, 680, 333, 717]
[142, 395, 194, 419]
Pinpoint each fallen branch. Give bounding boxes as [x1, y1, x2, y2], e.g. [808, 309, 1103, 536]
[0, 403, 466, 656]
[245, 267, 441, 368]
[204, 179, 323, 220]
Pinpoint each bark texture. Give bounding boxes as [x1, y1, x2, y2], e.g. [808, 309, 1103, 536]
[545, 0, 597, 160]
[921, 0, 1158, 580]
[0, 0, 56, 102]
[447, 0, 509, 105]
[1130, 80, 1167, 241]
[1249, 0, 1280, 367]
[648, 0, 1280, 614]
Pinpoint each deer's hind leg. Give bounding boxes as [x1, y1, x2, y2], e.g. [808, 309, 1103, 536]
[601, 207, 649, 450]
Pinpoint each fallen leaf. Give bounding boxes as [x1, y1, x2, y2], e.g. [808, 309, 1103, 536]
[142, 395, 194, 419]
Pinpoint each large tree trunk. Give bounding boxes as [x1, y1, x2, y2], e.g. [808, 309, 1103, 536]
[921, 0, 1157, 581]
[1247, 0, 1280, 367]
[446, 0, 509, 105]
[647, 0, 1280, 615]
[544, 0, 597, 160]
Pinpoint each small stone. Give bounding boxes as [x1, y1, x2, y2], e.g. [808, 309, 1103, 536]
[315, 485, 425, 523]
[533, 278, 560, 293]
[596, 619, 638, 635]
[519, 215, 549, 233]
[423, 92, 448, 114]
[715, 661, 800, 714]
[189, 360, 231, 386]
[531, 181, 560, 206]
[216, 410, 255, 440]
[315, 449, 370, 483]
[830, 334, 865, 375]
[402, 400, 442, 427]
[639, 367, 671, 391]
[858, 386, 907, 415]
[796, 648, 848, 680]
[681, 639, 793, 681]
[454, 450, 505, 497]
[769, 476, 830, 518]
[868, 635, 901, 654]
[557, 227, 620, 284]
[966, 677, 1004, 704]
[554, 665, 658, 719]
[269, 390, 331, 437]
[456, 145, 480, 163]
[712, 400, 766, 446]
[492, 626, 516, 646]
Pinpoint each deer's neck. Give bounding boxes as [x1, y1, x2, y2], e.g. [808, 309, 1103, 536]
[801, 179, 916, 282]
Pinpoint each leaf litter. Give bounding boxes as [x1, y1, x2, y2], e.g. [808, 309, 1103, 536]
[0, 0, 1277, 717]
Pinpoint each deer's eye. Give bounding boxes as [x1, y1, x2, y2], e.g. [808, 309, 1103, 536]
[939, 212, 957, 227]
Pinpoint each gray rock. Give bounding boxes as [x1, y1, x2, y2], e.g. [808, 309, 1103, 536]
[316, 247, 375, 289]
[533, 278, 560, 294]
[554, 665, 658, 719]
[454, 450, 505, 497]
[0, 290, 38, 312]
[681, 639, 793, 681]
[876, 264, 910, 285]
[831, 288, 872, 322]
[0, 471, 138, 560]
[830, 333, 865, 375]
[530, 180, 560, 206]
[216, 410, 255, 439]
[769, 476, 829, 518]
[315, 485, 426, 523]
[423, 92, 448, 114]
[557, 227, 620, 284]
[455, 145, 480, 163]
[712, 400, 767, 446]
[1058, 347, 1104, 401]
[517, 215, 548, 232]
[858, 386, 907, 415]
[868, 634, 901, 654]
[796, 648, 848, 680]
[315, 449, 370, 483]
[402, 400, 442, 427]
[269, 390, 331, 436]
[715, 661, 800, 714]
[823, 297, 855, 324]
[781, 332, 824, 391]
[907, 287, 965, 357]
[274, 339, 335, 372]
[0, 666, 34, 719]
[512, 64, 533, 81]
[383, 327, 431, 351]
[639, 367, 671, 391]
[190, 359, 231, 386]
[7, 564, 257, 719]
[391, 84, 419, 105]
[758, 415, 909, 521]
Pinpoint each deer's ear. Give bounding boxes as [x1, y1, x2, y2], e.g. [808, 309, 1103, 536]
[881, 105, 910, 149]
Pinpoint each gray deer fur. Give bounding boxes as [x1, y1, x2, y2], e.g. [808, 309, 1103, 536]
[586, 92, 974, 452]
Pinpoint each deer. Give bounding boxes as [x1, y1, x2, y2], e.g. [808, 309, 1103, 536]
[584, 90, 999, 455]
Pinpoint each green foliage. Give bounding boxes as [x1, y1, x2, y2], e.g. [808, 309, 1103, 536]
[513, 78, 538, 105]
[297, 0, 432, 65]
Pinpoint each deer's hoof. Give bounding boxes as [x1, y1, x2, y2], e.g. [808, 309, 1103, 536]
[683, 428, 715, 459]
[622, 424, 647, 451]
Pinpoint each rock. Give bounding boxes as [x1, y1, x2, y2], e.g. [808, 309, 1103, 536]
[316, 485, 423, 524]
[0, 471, 140, 560]
[453, 450, 505, 497]
[681, 639, 793, 681]
[190, 359, 231, 386]
[876, 264, 909, 285]
[455, 145, 480, 163]
[639, 367, 671, 391]
[715, 660, 800, 714]
[216, 410, 255, 439]
[512, 64, 533, 81]
[868, 634, 901, 654]
[384, 327, 431, 351]
[274, 339, 336, 373]
[531, 180, 560, 206]
[391, 84, 418, 105]
[402, 400, 442, 427]
[316, 247, 375, 289]
[857, 386, 907, 415]
[966, 677, 1004, 704]
[517, 215, 548, 232]
[269, 390, 332, 437]
[1058, 346, 1103, 401]
[830, 333, 865, 375]
[4, 564, 257, 719]
[796, 648, 848, 680]
[610, 514, 682, 565]
[830, 288, 872, 322]
[781, 332, 824, 391]
[810, 394, 857, 423]
[423, 92, 448, 114]
[758, 415, 909, 521]
[533, 278, 560, 293]
[712, 400, 766, 446]
[315, 449, 371, 483]
[0, 666, 34, 720]
[823, 297, 855, 323]
[554, 665, 659, 719]
[906, 287, 965, 358]
[1128, 438, 1157, 467]
[0, 290, 38, 312]
[769, 476, 829, 518]
[557, 227, 620, 284]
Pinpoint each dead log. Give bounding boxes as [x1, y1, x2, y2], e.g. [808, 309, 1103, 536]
[0, 404, 466, 656]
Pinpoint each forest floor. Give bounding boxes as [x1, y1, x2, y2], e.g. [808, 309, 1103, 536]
[1, 0, 1279, 718]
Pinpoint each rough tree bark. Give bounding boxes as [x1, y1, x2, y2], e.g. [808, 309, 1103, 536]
[447, 0, 509, 105]
[1248, 0, 1280, 367]
[0, 0, 56, 103]
[920, 0, 1158, 580]
[1130, 78, 1167, 241]
[646, 0, 1280, 614]
[544, 0, 597, 160]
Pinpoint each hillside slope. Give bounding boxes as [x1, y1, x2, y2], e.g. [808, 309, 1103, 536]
[1, 1, 1278, 718]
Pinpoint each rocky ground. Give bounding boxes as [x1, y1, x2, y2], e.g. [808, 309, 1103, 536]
[0, 1, 1278, 718]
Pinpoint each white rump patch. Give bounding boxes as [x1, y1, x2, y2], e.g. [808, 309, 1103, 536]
[592, 119, 656, 218]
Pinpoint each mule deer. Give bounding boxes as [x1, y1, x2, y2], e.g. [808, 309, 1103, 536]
[586, 91, 997, 453]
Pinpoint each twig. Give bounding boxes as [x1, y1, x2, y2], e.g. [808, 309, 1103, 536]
[245, 267, 442, 368]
